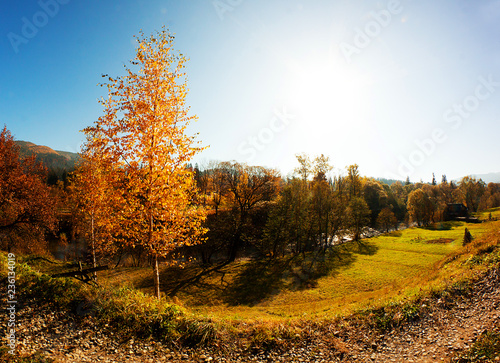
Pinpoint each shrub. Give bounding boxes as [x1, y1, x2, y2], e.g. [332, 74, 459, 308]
[457, 330, 500, 362]
[0, 253, 214, 346]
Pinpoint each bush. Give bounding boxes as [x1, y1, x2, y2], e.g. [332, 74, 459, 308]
[0, 347, 53, 363]
[92, 286, 186, 340]
[0, 253, 217, 346]
[362, 299, 423, 333]
[457, 330, 500, 362]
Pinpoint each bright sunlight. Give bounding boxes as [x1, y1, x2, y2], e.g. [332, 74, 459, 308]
[284, 57, 373, 135]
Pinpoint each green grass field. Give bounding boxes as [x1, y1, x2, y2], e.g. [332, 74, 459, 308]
[95, 208, 500, 322]
[4, 208, 500, 360]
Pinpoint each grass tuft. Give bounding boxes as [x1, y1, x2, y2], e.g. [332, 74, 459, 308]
[0, 256, 219, 347]
[0, 347, 54, 363]
[457, 330, 500, 362]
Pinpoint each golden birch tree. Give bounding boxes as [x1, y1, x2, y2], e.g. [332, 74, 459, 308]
[83, 29, 207, 299]
[70, 129, 120, 274]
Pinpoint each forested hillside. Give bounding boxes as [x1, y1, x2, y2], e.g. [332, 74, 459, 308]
[15, 140, 79, 184]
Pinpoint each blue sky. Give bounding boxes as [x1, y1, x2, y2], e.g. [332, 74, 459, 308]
[1, 0, 499, 182]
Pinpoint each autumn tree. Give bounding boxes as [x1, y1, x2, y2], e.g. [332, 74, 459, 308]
[422, 183, 444, 222]
[310, 177, 333, 250]
[265, 154, 332, 257]
[345, 197, 371, 241]
[206, 160, 227, 216]
[263, 180, 303, 257]
[478, 183, 500, 211]
[438, 178, 455, 205]
[264, 177, 313, 257]
[346, 164, 362, 200]
[458, 176, 486, 212]
[69, 130, 122, 272]
[294, 153, 312, 181]
[266, 156, 375, 254]
[313, 154, 333, 181]
[220, 162, 280, 261]
[363, 179, 388, 226]
[407, 188, 433, 226]
[0, 126, 57, 253]
[328, 175, 348, 242]
[193, 161, 231, 265]
[389, 181, 408, 221]
[193, 163, 210, 207]
[83, 29, 207, 299]
[377, 207, 398, 233]
[310, 155, 334, 250]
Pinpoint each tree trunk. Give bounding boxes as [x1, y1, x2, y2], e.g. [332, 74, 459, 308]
[228, 234, 240, 262]
[149, 206, 161, 299]
[153, 253, 161, 300]
[114, 252, 123, 268]
[228, 212, 245, 262]
[91, 213, 97, 280]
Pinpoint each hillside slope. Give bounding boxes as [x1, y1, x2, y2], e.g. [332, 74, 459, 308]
[3, 216, 499, 362]
[15, 140, 79, 175]
[470, 172, 500, 184]
[4, 266, 499, 362]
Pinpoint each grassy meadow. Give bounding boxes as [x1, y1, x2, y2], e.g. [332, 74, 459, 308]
[2, 207, 500, 358]
[95, 207, 500, 322]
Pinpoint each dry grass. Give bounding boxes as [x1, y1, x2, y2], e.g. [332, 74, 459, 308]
[94, 211, 500, 323]
[2, 208, 500, 353]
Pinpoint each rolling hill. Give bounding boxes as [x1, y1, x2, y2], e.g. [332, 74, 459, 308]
[469, 172, 500, 183]
[15, 140, 79, 177]
[452, 172, 500, 184]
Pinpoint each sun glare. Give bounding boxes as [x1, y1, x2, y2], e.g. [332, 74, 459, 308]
[284, 58, 372, 136]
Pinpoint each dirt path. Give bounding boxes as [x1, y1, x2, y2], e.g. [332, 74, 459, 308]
[4, 267, 500, 362]
[346, 267, 500, 362]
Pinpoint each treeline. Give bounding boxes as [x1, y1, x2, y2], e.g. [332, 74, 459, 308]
[191, 155, 500, 262]
[2, 124, 499, 269]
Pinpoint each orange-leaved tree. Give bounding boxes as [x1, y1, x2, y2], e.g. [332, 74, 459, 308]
[0, 126, 57, 253]
[69, 128, 121, 273]
[83, 29, 207, 299]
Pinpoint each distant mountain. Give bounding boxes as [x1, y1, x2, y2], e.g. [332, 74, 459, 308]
[375, 177, 403, 186]
[452, 172, 500, 184]
[468, 172, 500, 184]
[15, 141, 79, 178]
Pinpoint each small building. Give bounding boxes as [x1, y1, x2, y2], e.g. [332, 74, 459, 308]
[443, 203, 469, 221]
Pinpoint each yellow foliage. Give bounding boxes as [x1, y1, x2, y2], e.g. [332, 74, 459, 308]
[80, 28, 207, 299]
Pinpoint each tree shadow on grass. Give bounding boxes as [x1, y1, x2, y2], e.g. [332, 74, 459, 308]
[421, 221, 464, 231]
[349, 239, 379, 255]
[221, 256, 296, 306]
[223, 240, 379, 306]
[139, 240, 380, 307]
[135, 261, 232, 301]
